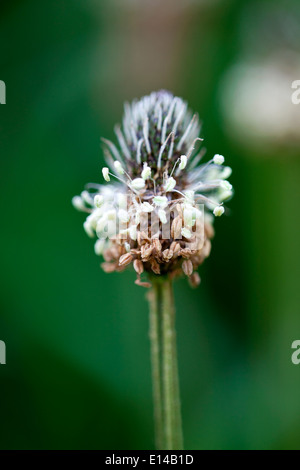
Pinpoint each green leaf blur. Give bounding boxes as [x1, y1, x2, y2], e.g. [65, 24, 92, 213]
[0, 0, 300, 450]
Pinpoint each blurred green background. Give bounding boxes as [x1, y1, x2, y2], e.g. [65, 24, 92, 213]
[1, 0, 300, 450]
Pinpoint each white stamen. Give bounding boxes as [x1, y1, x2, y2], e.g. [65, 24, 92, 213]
[81, 191, 94, 205]
[94, 239, 105, 255]
[83, 220, 94, 238]
[72, 196, 86, 211]
[94, 194, 104, 208]
[164, 176, 176, 192]
[183, 208, 193, 228]
[184, 190, 195, 203]
[135, 211, 140, 224]
[158, 209, 167, 224]
[140, 202, 154, 213]
[179, 155, 187, 170]
[96, 216, 108, 238]
[107, 210, 117, 221]
[114, 160, 124, 175]
[118, 209, 130, 223]
[117, 193, 127, 209]
[213, 206, 225, 217]
[129, 224, 137, 240]
[86, 211, 102, 230]
[102, 167, 110, 182]
[219, 189, 232, 202]
[131, 178, 146, 191]
[213, 154, 225, 165]
[221, 181, 232, 191]
[153, 196, 168, 208]
[141, 163, 151, 180]
[221, 166, 232, 179]
[181, 227, 192, 239]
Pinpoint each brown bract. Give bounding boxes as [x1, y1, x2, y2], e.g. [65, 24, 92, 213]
[101, 210, 214, 287]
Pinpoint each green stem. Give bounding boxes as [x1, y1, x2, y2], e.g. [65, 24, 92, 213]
[170, 285, 183, 449]
[148, 277, 184, 450]
[161, 278, 183, 450]
[148, 281, 164, 450]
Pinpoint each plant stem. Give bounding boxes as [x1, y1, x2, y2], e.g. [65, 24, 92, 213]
[170, 284, 183, 449]
[148, 277, 183, 450]
[148, 281, 164, 450]
[161, 278, 183, 450]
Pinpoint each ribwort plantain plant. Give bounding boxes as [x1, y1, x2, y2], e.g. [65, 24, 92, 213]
[73, 90, 233, 449]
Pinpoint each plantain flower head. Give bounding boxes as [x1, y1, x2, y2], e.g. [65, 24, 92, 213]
[73, 91, 233, 287]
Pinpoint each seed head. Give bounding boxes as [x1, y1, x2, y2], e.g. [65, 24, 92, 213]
[73, 91, 233, 286]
